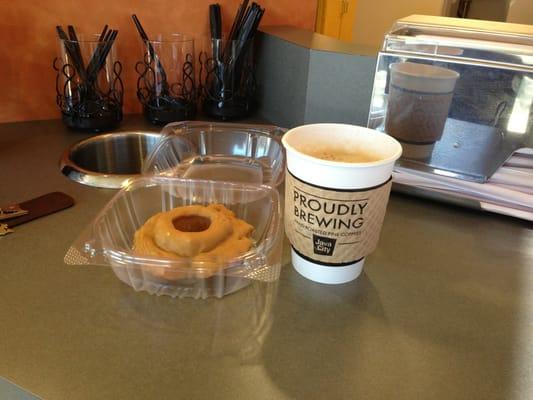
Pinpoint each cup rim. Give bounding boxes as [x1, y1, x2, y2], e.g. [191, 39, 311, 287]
[200, 36, 249, 44]
[143, 33, 194, 44]
[281, 123, 403, 168]
[59, 33, 115, 44]
[390, 61, 459, 80]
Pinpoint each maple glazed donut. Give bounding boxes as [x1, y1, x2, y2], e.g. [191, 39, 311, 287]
[152, 205, 234, 257]
[133, 204, 254, 279]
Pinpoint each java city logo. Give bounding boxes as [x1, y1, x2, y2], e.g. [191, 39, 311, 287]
[313, 234, 336, 256]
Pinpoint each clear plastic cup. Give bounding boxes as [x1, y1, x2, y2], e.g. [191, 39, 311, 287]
[135, 34, 196, 125]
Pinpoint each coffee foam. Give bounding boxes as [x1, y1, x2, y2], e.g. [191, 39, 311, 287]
[284, 125, 401, 165]
[282, 124, 402, 190]
[299, 146, 382, 163]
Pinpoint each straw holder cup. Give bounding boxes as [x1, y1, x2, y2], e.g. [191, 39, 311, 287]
[54, 34, 123, 131]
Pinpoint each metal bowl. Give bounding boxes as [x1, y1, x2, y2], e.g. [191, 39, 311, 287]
[60, 131, 162, 188]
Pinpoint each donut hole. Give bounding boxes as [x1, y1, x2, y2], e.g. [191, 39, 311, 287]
[172, 215, 211, 232]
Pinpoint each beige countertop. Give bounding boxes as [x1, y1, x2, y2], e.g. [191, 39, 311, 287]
[1, 116, 533, 400]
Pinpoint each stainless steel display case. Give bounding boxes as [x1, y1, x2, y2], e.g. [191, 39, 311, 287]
[368, 15, 533, 190]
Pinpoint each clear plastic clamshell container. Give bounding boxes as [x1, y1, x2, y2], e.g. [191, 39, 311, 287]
[142, 121, 286, 187]
[65, 177, 283, 299]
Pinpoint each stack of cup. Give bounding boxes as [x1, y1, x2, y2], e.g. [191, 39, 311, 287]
[282, 124, 402, 284]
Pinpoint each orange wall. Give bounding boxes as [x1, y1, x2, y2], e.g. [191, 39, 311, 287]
[0, 1, 317, 123]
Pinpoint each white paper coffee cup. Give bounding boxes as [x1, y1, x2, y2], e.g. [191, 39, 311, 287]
[282, 124, 402, 284]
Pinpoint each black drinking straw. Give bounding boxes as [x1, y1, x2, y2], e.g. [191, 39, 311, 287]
[131, 14, 169, 93]
[223, 0, 248, 61]
[56, 24, 117, 89]
[227, 0, 248, 42]
[56, 26, 85, 80]
[67, 25, 86, 78]
[98, 24, 109, 41]
[228, 2, 264, 73]
[209, 4, 222, 40]
[85, 29, 117, 84]
[202, 1, 264, 119]
[93, 30, 118, 80]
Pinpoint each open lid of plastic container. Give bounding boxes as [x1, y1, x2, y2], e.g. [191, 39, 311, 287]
[142, 121, 286, 187]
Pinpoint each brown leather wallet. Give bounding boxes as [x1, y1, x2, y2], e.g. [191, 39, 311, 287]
[0, 192, 74, 234]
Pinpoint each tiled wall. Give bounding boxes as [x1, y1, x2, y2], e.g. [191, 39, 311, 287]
[0, 0, 316, 123]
